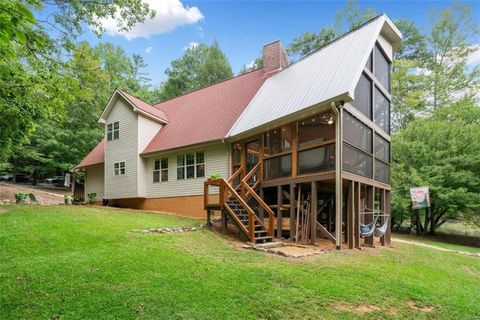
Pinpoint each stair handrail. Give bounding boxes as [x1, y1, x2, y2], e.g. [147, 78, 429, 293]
[227, 167, 242, 190]
[240, 162, 275, 237]
[221, 178, 258, 241]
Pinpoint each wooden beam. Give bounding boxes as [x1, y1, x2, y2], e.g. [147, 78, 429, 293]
[310, 181, 317, 244]
[341, 171, 391, 191]
[354, 182, 361, 249]
[380, 189, 386, 246]
[347, 180, 354, 249]
[260, 171, 335, 188]
[365, 185, 375, 247]
[316, 222, 335, 243]
[276, 185, 282, 239]
[291, 123, 298, 178]
[386, 190, 392, 245]
[289, 184, 295, 240]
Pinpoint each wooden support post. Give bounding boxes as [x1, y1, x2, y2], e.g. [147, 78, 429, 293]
[347, 180, 354, 249]
[380, 189, 386, 246]
[206, 209, 212, 229]
[354, 182, 361, 249]
[276, 185, 282, 239]
[221, 209, 227, 234]
[365, 185, 375, 247]
[289, 184, 295, 240]
[335, 178, 343, 250]
[310, 181, 317, 245]
[386, 190, 392, 245]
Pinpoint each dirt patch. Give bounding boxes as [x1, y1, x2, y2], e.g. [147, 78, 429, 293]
[394, 238, 480, 258]
[462, 265, 480, 278]
[406, 300, 436, 313]
[334, 302, 381, 314]
[0, 182, 64, 205]
[0, 208, 7, 214]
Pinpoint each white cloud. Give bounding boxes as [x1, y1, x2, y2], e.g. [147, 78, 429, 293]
[467, 45, 480, 66]
[145, 46, 153, 53]
[184, 41, 199, 51]
[99, 0, 204, 40]
[245, 60, 256, 70]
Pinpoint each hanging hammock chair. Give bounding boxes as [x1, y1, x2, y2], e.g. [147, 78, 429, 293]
[374, 216, 389, 237]
[360, 216, 378, 238]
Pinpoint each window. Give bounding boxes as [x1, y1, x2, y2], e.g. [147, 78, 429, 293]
[107, 121, 119, 141]
[374, 44, 390, 92]
[263, 154, 292, 180]
[114, 161, 125, 176]
[374, 87, 390, 133]
[297, 111, 335, 149]
[153, 158, 168, 182]
[298, 144, 335, 175]
[343, 143, 372, 178]
[343, 112, 372, 153]
[264, 125, 292, 156]
[374, 134, 390, 163]
[352, 73, 372, 119]
[177, 152, 205, 180]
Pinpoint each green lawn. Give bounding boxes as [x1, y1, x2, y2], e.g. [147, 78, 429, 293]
[1, 206, 479, 319]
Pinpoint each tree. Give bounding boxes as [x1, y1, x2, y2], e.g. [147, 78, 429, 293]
[0, 0, 153, 161]
[390, 20, 427, 131]
[239, 57, 263, 74]
[420, 4, 480, 111]
[392, 99, 480, 234]
[288, 0, 376, 57]
[159, 41, 233, 100]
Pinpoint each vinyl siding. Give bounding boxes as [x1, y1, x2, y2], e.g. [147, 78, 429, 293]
[146, 143, 230, 198]
[137, 116, 163, 197]
[85, 165, 104, 201]
[104, 99, 139, 199]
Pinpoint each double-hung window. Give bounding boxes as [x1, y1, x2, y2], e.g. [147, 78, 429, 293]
[153, 158, 168, 182]
[114, 161, 125, 175]
[107, 121, 120, 141]
[177, 152, 205, 180]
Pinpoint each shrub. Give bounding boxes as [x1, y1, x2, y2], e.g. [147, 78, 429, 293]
[87, 193, 97, 205]
[28, 193, 36, 202]
[15, 193, 28, 204]
[209, 172, 221, 180]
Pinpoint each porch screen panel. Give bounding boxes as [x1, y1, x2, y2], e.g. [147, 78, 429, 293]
[351, 73, 372, 119]
[343, 112, 372, 152]
[375, 159, 390, 183]
[264, 125, 292, 156]
[342, 142, 373, 178]
[374, 87, 390, 133]
[374, 134, 390, 163]
[297, 111, 335, 149]
[298, 144, 335, 175]
[263, 154, 292, 180]
[374, 45, 390, 92]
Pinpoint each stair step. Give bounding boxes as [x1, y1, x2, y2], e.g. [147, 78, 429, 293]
[254, 236, 273, 240]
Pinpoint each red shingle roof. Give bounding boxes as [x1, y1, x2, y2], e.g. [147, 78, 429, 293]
[143, 69, 267, 154]
[76, 68, 269, 168]
[75, 139, 105, 169]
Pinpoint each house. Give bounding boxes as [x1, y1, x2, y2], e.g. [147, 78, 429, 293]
[76, 14, 401, 249]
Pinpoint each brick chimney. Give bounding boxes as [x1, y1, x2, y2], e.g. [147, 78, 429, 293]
[262, 40, 288, 74]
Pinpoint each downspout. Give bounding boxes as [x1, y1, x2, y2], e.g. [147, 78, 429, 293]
[330, 101, 343, 250]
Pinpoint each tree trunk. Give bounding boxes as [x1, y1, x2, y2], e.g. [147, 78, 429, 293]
[429, 207, 436, 235]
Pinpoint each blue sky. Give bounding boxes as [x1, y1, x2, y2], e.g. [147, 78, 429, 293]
[73, 0, 480, 86]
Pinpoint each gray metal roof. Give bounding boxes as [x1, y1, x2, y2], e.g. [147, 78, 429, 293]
[228, 15, 400, 138]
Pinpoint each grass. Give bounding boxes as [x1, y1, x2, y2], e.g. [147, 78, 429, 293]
[1, 205, 479, 319]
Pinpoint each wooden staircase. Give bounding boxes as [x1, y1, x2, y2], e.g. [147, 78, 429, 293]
[204, 162, 275, 244]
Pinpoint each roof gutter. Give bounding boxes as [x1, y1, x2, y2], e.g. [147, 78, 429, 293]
[330, 101, 343, 250]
